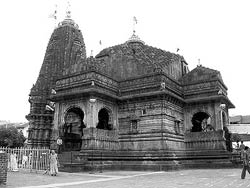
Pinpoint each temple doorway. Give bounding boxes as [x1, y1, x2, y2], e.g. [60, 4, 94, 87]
[96, 108, 112, 130]
[62, 107, 85, 151]
[191, 112, 214, 132]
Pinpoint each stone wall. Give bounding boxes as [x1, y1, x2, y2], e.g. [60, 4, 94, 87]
[118, 97, 184, 133]
[0, 152, 7, 185]
[81, 128, 119, 150]
[118, 96, 185, 151]
[119, 131, 185, 151]
[185, 130, 226, 150]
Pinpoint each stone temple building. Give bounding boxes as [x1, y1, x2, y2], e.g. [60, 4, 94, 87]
[26, 13, 235, 170]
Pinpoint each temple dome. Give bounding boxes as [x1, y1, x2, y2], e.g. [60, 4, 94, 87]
[180, 65, 226, 87]
[95, 41, 184, 81]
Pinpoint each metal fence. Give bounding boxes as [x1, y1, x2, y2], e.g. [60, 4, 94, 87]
[0, 147, 50, 172]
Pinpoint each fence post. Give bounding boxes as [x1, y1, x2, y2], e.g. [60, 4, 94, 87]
[0, 151, 7, 185]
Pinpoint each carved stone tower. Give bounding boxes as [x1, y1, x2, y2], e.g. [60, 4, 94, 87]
[26, 15, 86, 147]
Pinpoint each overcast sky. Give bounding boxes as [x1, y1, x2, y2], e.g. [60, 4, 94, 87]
[0, 0, 249, 122]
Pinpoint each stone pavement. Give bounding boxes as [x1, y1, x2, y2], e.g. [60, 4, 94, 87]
[3, 168, 250, 188]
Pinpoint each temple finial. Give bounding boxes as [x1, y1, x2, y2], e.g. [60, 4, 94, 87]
[49, 4, 57, 27]
[133, 16, 138, 34]
[66, 1, 71, 19]
[126, 16, 145, 45]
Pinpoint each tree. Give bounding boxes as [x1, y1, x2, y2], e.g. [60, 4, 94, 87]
[231, 133, 241, 142]
[0, 126, 26, 148]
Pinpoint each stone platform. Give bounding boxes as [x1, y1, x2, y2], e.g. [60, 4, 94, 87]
[58, 149, 237, 172]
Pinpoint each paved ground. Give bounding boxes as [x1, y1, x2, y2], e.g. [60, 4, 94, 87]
[3, 168, 250, 188]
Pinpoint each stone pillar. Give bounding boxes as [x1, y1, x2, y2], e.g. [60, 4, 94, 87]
[88, 98, 97, 128]
[220, 110, 223, 129]
[0, 151, 7, 185]
[214, 102, 222, 130]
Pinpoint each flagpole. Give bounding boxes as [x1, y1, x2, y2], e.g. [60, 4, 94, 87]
[49, 4, 57, 28]
[54, 4, 57, 27]
[133, 16, 137, 34]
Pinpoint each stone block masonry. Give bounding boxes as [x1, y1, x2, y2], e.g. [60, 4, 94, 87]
[0, 151, 7, 185]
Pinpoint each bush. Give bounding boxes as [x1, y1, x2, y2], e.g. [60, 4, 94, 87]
[0, 126, 26, 148]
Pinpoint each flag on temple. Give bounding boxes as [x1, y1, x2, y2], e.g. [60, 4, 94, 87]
[133, 16, 138, 24]
[45, 105, 54, 111]
[49, 10, 57, 19]
[49, 5, 57, 19]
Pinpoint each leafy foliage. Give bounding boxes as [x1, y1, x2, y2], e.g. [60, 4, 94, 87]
[231, 133, 241, 142]
[0, 126, 26, 148]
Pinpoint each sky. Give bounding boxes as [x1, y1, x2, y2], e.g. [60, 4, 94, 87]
[0, 0, 249, 122]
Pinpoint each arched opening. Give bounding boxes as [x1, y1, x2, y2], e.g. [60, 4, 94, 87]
[191, 112, 214, 132]
[63, 107, 85, 151]
[96, 108, 112, 130]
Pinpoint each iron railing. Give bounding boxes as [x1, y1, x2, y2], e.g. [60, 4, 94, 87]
[0, 147, 50, 172]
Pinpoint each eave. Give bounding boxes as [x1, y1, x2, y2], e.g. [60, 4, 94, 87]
[185, 95, 235, 109]
[50, 87, 185, 103]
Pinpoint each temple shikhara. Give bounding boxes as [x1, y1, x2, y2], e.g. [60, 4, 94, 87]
[26, 9, 235, 171]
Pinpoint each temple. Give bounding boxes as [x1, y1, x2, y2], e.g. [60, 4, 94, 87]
[26, 13, 235, 170]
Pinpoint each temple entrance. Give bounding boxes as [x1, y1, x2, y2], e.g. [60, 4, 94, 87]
[62, 107, 85, 151]
[96, 108, 112, 130]
[191, 112, 214, 132]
